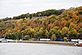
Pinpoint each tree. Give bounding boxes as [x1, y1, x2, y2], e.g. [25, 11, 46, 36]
[68, 28, 77, 39]
[6, 32, 22, 40]
[21, 27, 35, 38]
[51, 34, 56, 41]
[61, 27, 69, 37]
[49, 27, 61, 38]
[79, 28, 82, 33]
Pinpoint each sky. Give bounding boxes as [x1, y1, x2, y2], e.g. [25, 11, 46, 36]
[0, 0, 82, 18]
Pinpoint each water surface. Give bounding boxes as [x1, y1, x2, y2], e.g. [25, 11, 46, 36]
[0, 43, 82, 55]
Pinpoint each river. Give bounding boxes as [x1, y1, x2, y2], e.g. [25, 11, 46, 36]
[0, 43, 82, 55]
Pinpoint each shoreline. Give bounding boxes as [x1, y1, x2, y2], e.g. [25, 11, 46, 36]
[22, 41, 75, 46]
[1, 40, 81, 47]
[3, 41, 76, 46]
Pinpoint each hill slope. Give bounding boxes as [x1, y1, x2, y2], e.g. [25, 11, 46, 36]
[0, 6, 82, 40]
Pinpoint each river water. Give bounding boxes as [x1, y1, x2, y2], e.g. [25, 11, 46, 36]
[0, 43, 82, 55]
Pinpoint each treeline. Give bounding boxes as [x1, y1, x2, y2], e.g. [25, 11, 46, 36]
[13, 9, 64, 19]
[1, 9, 64, 21]
[0, 6, 82, 41]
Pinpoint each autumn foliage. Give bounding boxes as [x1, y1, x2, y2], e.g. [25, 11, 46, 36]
[0, 6, 82, 40]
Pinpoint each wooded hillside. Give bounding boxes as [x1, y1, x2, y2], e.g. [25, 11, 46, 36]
[0, 6, 82, 40]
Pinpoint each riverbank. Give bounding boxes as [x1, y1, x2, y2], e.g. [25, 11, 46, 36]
[0, 39, 79, 46]
[9, 40, 75, 46]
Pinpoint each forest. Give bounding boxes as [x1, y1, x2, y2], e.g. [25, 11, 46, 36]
[0, 6, 82, 41]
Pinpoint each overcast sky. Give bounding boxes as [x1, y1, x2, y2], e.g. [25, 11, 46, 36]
[0, 0, 82, 18]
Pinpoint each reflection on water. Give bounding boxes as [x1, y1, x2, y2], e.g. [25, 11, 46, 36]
[0, 43, 82, 55]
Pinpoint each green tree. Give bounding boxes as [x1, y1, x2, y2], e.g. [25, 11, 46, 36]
[61, 27, 69, 37]
[68, 28, 77, 39]
[51, 34, 56, 41]
[79, 28, 82, 33]
[49, 27, 61, 38]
